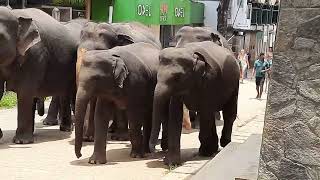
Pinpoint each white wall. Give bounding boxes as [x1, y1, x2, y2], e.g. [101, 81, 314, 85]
[229, 0, 251, 30]
[202, 1, 220, 30]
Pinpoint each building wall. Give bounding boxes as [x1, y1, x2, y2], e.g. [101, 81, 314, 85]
[201, 1, 220, 30]
[228, 0, 251, 30]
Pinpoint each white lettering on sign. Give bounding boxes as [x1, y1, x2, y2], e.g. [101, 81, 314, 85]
[175, 7, 185, 18]
[137, 4, 151, 17]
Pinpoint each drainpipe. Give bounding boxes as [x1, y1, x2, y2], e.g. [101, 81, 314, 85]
[85, 0, 91, 20]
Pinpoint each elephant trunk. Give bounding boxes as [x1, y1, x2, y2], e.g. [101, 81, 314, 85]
[149, 84, 171, 152]
[74, 89, 90, 158]
[0, 78, 5, 101]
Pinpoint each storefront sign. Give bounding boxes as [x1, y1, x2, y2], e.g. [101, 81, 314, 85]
[160, 3, 168, 22]
[113, 0, 204, 25]
[174, 7, 185, 18]
[137, 4, 152, 17]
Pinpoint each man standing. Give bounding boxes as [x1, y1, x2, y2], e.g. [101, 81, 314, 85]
[252, 53, 270, 99]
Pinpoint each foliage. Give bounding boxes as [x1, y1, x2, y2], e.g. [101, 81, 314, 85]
[0, 92, 17, 109]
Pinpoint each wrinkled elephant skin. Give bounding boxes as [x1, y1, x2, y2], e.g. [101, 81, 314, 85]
[150, 41, 240, 166]
[0, 8, 78, 144]
[75, 43, 159, 164]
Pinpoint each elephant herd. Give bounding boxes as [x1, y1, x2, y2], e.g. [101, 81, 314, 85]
[0, 7, 240, 166]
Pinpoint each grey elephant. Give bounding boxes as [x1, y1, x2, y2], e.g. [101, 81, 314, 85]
[0, 7, 78, 143]
[75, 21, 161, 142]
[75, 42, 159, 164]
[175, 26, 231, 129]
[43, 19, 89, 126]
[149, 41, 240, 165]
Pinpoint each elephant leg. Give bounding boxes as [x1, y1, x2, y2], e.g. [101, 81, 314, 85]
[32, 98, 38, 133]
[43, 96, 60, 125]
[128, 107, 144, 158]
[199, 110, 218, 157]
[215, 111, 221, 121]
[0, 128, 2, 139]
[13, 94, 34, 144]
[89, 98, 112, 164]
[108, 115, 117, 133]
[36, 98, 45, 116]
[158, 100, 170, 152]
[59, 96, 72, 132]
[220, 93, 238, 147]
[83, 98, 96, 142]
[143, 107, 152, 153]
[111, 109, 129, 141]
[189, 111, 199, 129]
[165, 96, 183, 166]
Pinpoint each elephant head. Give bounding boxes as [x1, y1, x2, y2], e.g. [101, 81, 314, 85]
[149, 47, 208, 151]
[76, 22, 135, 85]
[175, 26, 229, 50]
[0, 7, 41, 67]
[75, 51, 129, 158]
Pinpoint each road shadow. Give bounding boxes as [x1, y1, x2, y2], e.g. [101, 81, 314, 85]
[0, 128, 71, 150]
[70, 157, 118, 166]
[68, 135, 132, 147]
[146, 147, 200, 169]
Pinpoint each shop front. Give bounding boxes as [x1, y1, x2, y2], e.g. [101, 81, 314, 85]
[112, 0, 204, 47]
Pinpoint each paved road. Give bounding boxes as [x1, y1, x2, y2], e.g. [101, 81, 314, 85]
[0, 78, 267, 180]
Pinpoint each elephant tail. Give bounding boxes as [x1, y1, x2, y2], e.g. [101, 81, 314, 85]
[74, 88, 90, 158]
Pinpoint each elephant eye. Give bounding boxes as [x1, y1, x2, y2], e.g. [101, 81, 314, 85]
[173, 73, 183, 81]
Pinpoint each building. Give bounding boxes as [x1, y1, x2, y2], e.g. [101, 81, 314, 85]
[110, 0, 205, 48]
[198, 0, 220, 31]
[227, 0, 279, 61]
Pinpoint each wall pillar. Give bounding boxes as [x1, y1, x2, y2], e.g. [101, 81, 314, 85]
[258, 0, 320, 179]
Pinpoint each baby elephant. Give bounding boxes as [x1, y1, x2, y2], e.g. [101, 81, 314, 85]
[75, 42, 159, 164]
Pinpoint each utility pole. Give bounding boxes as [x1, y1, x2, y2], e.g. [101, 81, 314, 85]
[217, 0, 231, 37]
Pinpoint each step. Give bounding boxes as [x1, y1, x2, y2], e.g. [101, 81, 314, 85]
[190, 134, 262, 180]
[162, 142, 241, 180]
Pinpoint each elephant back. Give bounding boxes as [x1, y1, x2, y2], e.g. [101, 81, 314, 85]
[112, 22, 162, 49]
[185, 41, 238, 74]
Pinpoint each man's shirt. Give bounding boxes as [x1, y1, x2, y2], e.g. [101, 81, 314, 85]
[254, 59, 269, 78]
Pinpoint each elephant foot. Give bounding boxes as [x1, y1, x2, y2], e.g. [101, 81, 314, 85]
[83, 135, 94, 142]
[60, 124, 73, 132]
[13, 133, 34, 144]
[43, 117, 58, 126]
[111, 131, 129, 141]
[130, 150, 144, 158]
[0, 128, 3, 139]
[164, 154, 181, 166]
[89, 152, 107, 164]
[220, 138, 231, 147]
[199, 143, 218, 157]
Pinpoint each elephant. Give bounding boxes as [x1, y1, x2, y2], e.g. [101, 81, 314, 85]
[75, 42, 159, 164]
[0, 7, 79, 144]
[43, 19, 89, 126]
[175, 26, 231, 128]
[149, 41, 240, 165]
[75, 21, 161, 142]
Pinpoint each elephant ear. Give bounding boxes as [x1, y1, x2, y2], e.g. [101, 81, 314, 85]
[193, 52, 207, 77]
[117, 34, 134, 46]
[210, 33, 222, 46]
[17, 17, 41, 59]
[112, 55, 129, 88]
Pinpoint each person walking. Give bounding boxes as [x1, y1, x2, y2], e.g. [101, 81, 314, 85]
[238, 49, 250, 83]
[265, 52, 273, 92]
[252, 53, 270, 99]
